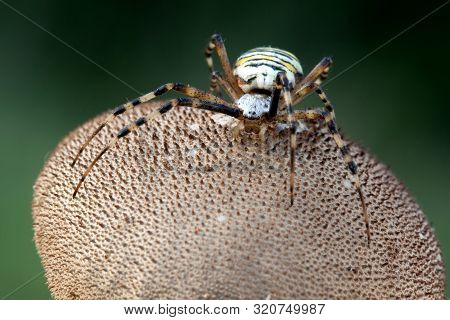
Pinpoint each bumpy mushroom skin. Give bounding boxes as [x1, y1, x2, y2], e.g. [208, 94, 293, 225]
[32, 102, 445, 299]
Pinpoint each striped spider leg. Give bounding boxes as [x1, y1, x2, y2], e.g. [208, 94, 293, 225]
[210, 71, 241, 101]
[72, 97, 241, 198]
[71, 83, 230, 167]
[290, 58, 371, 246]
[267, 72, 297, 207]
[268, 73, 325, 208]
[205, 34, 243, 98]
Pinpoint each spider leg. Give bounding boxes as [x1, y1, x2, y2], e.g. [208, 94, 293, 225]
[259, 122, 268, 143]
[267, 74, 283, 118]
[204, 33, 243, 97]
[73, 98, 241, 198]
[209, 71, 221, 96]
[274, 109, 324, 123]
[294, 82, 370, 247]
[211, 71, 240, 100]
[290, 57, 333, 106]
[231, 120, 245, 141]
[270, 72, 297, 206]
[71, 83, 231, 167]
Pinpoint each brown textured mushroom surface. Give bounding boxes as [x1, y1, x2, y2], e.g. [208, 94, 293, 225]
[32, 102, 445, 299]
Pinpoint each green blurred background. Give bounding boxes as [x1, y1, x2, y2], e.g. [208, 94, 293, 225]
[0, 0, 449, 299]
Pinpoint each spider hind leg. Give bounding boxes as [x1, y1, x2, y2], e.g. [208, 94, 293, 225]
[315, 87, 371, 247]
[292, 63, 371, 246]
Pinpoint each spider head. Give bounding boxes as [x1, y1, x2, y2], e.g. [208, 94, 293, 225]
[233, 47, 303, 93]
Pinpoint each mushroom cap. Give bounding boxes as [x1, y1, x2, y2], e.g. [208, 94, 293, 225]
[32, 102, 445, 299]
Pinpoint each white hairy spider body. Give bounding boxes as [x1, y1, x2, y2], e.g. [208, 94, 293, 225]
[236, 93, 272, 119]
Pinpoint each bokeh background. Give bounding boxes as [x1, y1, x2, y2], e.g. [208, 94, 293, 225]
[0, 0, 449, 299]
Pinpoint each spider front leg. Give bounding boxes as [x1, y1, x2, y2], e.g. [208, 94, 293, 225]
[294, 82, 371, 247]
[72, 98, 241, 198]
[268, 72, 298, 207]
[71, 83, 231, 167]
[204, 33, 243, 97]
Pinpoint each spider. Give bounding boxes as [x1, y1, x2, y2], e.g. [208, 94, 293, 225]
[71, 33, 370, 246]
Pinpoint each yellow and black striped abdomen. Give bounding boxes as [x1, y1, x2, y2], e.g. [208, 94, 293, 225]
[236, 47, 303, 74]
[233, 47, 303, 93]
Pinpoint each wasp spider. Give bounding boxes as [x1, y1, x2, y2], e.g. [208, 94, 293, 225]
[71, 33, 370, 246]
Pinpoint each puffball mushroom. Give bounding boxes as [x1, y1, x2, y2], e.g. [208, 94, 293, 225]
[32, 102, 445, 299]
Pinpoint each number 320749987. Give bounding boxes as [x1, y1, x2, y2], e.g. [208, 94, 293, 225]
[253, 303, 325, 315]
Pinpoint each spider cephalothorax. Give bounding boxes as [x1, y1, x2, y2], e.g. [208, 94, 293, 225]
[71, 33, 371, 246]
